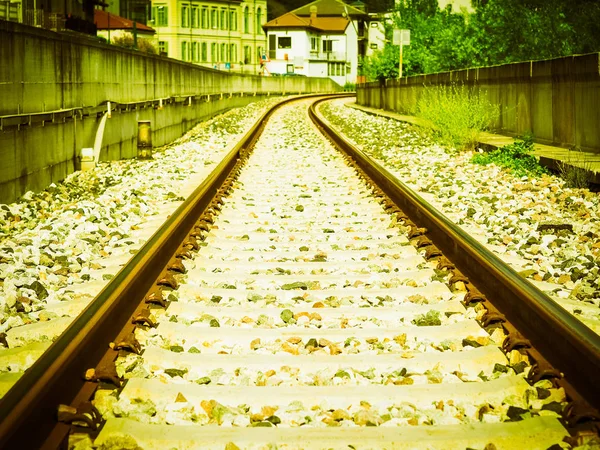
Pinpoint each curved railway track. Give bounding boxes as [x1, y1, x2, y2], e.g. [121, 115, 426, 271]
[0, 95, 599, 449]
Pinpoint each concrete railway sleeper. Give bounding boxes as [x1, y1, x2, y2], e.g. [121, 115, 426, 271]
[0, 95, 598, 449]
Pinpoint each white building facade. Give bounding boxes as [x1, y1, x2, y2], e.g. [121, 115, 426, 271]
[262, 0, 373, 85]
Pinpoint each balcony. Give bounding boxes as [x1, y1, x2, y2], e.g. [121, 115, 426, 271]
[308, 51, 346, 62]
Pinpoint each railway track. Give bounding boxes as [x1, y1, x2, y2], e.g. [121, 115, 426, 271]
[0, 95, 599, 449]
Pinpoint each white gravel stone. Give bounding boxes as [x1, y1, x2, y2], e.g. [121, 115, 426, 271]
[320, 99, 600, 334]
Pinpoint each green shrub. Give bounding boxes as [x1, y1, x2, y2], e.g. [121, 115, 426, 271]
[343, 82, 356, 92]
[112, 35, 158, 55]
[416, 84, 498, 151]
[471, 134, 548, 177]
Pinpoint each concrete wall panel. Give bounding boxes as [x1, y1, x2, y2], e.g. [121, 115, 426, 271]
[0, 21, 340, 204]
[357, 53, 600, 153]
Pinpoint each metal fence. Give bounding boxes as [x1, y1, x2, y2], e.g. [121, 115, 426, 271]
[0, 1, 21, 23]
[0, 3, 65, 31]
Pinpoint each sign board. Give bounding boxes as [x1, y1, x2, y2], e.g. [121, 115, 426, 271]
[393, 29, 410, 46]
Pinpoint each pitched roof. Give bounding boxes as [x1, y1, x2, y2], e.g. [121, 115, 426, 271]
[262, 11, 349, 32]
[291, 0, 367, 17]
[94, 10, 155, 32]
[263, 12, 311, 28]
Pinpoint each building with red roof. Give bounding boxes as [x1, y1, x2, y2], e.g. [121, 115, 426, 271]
[262, 0, 377, 84]
[95, 9, 156, 44]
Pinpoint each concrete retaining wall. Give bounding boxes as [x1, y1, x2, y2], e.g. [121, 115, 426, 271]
[356, 53, 600, 153]
[0, 20, 340, 203]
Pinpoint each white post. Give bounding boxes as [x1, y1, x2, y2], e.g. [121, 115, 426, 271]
[399, 34, 403, 79]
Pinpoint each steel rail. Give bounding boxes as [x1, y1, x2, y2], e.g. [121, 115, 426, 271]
[0, 94, 348, 449]
[308, 98, 600, 411]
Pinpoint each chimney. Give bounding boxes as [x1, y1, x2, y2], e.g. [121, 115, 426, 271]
[310, 6, 317, 20]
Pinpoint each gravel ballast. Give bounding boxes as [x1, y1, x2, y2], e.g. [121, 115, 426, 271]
[319, 99, 600, 335]
[0, 98, 285, 391]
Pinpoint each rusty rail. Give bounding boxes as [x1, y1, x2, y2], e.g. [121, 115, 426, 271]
[1, 92, 596, 448]
[309, 98, 600, 415]
[0, 94, 350, 449]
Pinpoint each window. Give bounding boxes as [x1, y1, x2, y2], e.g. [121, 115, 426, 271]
[327, 62, 345, 76]
[256, 7, 262, 34]
[181, 5, 189, 27]
[181, 41, 188, 61]
[211, 43, 217, 62]
[201, 8, 208, 28]
[229, 10, 237, 31]
[191, 6, 198, 28]
[230, 43, 237, 62]
[243, 45, 251, 64]
[286, 64, 294, 73]
[243, 6, 249, 33]
[158, 41, 168, 55]
[268, 34, 276, 59]
[192, 42, 198, 61]
[322, 39, 333, 52]
[201, 42, 207, 62]
[310, 36, 318, 52]
[220, 9, 226, 30]
[153, 5, 168, 27]
[278, 36, 291, 49]
[221, 43, 226, 61]
[211, 8, 217, 29]
[257, 46, 264, 61]
[370, 43, 377, 49]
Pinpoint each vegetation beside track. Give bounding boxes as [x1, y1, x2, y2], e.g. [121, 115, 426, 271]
[415, 85, 498, 151]
[471, 135, 549, 177]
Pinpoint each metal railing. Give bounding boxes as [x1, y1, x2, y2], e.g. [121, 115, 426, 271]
[0, 0, 21, 22]
[1, 5, 67, 31]
[308, 51, 346, 61]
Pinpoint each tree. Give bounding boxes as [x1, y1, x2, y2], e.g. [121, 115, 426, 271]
[363, 0, 600, 81]
[468, 0, 577, 65]
[363, 44, 399, 81]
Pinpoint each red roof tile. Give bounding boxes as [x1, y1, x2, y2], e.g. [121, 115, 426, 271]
[292, 0, 367, 17]
[263, 12, 349, 32]
[94, 10, 155, 32]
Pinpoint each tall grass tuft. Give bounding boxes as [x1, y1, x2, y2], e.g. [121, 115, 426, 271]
[559, 146, 593, 188]
[416, 84, 498, 151]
